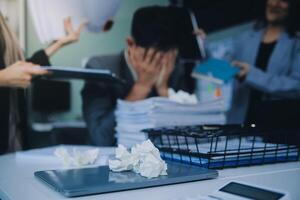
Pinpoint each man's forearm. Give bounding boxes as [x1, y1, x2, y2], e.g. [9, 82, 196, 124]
[156, 84, 168, 97]
[125, 83, 151, 101]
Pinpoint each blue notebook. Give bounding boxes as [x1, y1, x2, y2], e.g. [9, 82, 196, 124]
[192, 58, 240, 84]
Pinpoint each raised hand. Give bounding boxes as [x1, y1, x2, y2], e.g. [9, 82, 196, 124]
[128, 46, 164, 88]
[45, 17, 87, 57]
[156, 49, 178, 97]
[59, 17, 87, 46]
[125, 46, 164, 101]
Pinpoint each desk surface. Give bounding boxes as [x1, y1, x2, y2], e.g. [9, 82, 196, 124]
[0, 146, 299, 200]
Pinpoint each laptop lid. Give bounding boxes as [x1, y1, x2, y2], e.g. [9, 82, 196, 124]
[34, 161, 218, 197]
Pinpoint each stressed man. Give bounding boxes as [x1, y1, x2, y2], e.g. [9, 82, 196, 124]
[81, 6, 191, 146]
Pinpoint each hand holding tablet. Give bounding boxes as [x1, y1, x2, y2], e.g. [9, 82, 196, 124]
[37, 66, 126, 85]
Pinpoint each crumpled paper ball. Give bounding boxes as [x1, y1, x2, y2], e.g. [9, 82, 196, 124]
[168, 88, 198, 104]
[54, 147, 99, 167]
[109, 140, 167, 178]
[108, 144, 139, 172]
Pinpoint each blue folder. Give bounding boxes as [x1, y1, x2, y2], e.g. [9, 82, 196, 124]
[192, 58, 240, 84]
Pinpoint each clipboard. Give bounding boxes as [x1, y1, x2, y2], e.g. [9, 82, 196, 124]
[38, 66, 126, 85]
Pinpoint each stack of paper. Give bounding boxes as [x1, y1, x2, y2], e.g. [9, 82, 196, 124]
[28, 0, 121, 43]
[115, 97, 227, 147]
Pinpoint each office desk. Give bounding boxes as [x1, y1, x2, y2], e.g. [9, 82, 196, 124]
[0, 146, 299, 200]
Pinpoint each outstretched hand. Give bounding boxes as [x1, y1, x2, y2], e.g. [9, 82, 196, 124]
[58, 17, 87, 46]
[45, 17, 87, 57]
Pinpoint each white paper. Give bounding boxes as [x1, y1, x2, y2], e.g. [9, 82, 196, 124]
[108, 144, 138, 172]
[115, 92, 227, 147]
[27, 0, 122, 43]
[168, 88, 198, 104]
[109, 140, 167, 179]
[84, 0, 121, 32]
[54, 147, 100, 167]
[16, 145, 114, 166]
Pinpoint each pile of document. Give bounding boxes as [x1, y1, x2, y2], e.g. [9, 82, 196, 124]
[115, 97, 227, 147]
[28, 0, 121, 43]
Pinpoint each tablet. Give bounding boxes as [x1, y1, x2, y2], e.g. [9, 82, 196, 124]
[39, 66, 126, 85]
[34, 161, 218, 197]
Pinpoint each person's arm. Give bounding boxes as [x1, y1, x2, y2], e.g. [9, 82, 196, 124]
[44, 17, 86, 57]
[246, 63, 300, 96]
[233, 42, 300, 97]
[27, 50, 51, 66]
[81, 82, 116, 146]
[125, 83, 152, 101]
[0, 61, 48, 88]
[27, 17, 86, 67]
[125, 46, 163, 101]
[192, 28, 213, 59]
[155, 49, 178, 97]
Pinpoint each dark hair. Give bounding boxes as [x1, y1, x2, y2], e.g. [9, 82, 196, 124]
[131, 6, 180, 51]
[254, 0, 300, 37]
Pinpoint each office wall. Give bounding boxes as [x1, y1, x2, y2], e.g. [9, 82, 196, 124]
[26, 0, 169, 120]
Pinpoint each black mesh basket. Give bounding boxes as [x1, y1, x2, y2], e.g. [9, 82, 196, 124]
[142, 125, 300, 169]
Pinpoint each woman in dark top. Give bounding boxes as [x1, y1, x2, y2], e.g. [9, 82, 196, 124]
[244, 41, 278, 123]
[198, 0, 300, 124]
[231, 0, 300, 125]
[0, 13, 86, 154]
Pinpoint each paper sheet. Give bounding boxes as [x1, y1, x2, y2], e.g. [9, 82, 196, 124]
[109, 140, 168, 179]
[27, 0, 122, 43]
[115, 96, 226, 147]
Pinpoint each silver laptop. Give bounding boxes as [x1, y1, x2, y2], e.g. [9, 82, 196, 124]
[35, 161, 218, 197]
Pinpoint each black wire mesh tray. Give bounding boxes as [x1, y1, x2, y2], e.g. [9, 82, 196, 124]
[142, 125, 300, 169]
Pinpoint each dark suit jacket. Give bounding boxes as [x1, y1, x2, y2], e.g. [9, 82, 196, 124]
[81, 52, 191, 146]
[0, 50, 50, 154]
